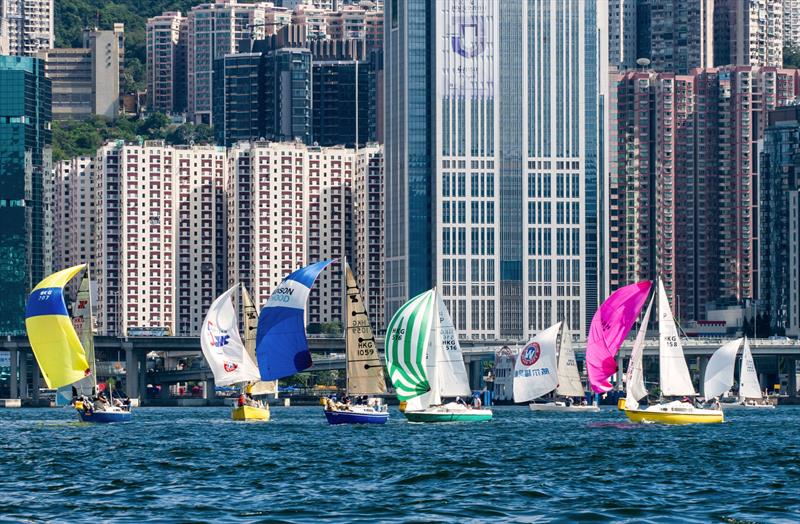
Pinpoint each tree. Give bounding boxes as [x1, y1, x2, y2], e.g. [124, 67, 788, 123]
[785, 45, 800, 68]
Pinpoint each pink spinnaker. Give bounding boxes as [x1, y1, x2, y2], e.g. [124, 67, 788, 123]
[586, 281, 652, 393]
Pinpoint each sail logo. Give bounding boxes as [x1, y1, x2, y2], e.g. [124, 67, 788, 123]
[206, 321, 230, 348]
[520, 342, 541, 366]
[223, 361, 238, 373]
[271, 286, 295, 303]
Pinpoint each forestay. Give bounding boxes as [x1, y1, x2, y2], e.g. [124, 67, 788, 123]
[703, 338, 741, 400]
[200, 285, 261, 386]
[256, 259, 334, 381]
[513, 322, 560, 403]
[345, 263, 387, 395]
[555, 325, 585, 397]
[658, 280, 696, 397]
[625, 294, 654, 406]
[385, 289, 436, 402]
[242, 285, 276, 395]
[739, 338, 763, 400]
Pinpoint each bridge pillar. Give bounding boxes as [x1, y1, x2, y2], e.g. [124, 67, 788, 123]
[9, 348, 18, 399]
[31, 359, 40, 402]
[698, 356, 708, 397]
[469, 359, 482, 391]
[616, 351, 624, 390]
[788, 358, 798, 398]
[204, 377, 215, 400]
[125, 345, 139, 400]
[18, 351, 27, 399]
[137, 352, 147, 402]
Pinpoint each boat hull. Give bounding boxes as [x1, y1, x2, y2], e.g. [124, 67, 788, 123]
[720, 402, 775, 410]
[625, 402, 723, 424]
[404, 406, 493, 423]
[324, 408, 389, 425]
[232, 405, 270, 421]
[528, 402, 600, 413]
[77, 408, 132, 423]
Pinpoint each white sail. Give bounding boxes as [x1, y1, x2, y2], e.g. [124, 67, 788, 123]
[657, 280, 696, 397]
[625, 293, 654, 407]
[241, 285, 276, 395]
[703, 338, 742, 399]
[555, 325, 585, 397]
[433, 294, 472, 400]
[739, 338, 763, 400]
[513, 322, 560, 403]
[67, 273, 97, 397]
[200, 285, 261, 387]
[344, 263, 387, 395]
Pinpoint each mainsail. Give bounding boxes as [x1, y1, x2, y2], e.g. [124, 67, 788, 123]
[739, 338, 763, 400]
[703, 338, 742, 400]
[71, 273, 97, 395]
[586, 281, 652, 393]
[624, 294, 655, 406]
[256, 259, 334, 381]
[344, 262, 386, 395]
[200, 285, 261, 386]
[555, 325, 585, 397]
[24, 264, 92, 389]
[385, 289, 435, 401]
[432, 293, 471, 400]
[513, 322, 560, 403]
[657, 279, 696, 397]
[242, 285, 276, 395]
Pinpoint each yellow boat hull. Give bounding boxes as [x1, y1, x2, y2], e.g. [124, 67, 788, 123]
[624, 408, 723, 425]
[232, 405, 270, 422]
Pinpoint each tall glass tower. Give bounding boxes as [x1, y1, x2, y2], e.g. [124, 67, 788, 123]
[385, 0, 602, 339]
[0, 55, 52, 335]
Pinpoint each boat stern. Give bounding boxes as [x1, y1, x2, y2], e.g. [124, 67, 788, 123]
[232, 405, 270, 422]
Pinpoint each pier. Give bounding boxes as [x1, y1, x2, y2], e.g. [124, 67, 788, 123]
[1, 336, 798, 404]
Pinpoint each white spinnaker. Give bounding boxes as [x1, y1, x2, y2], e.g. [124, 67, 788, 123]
[200, 286, 261, 386]
[242, 285, 277, 395]
[703, 338, 742, 399]
[72, 273, 97, 395]
[433, 294, 472, 400]
[555, 324, 585, 397]
[625, 294, 654, 407]
[513, 322, 560, 403]
[658, 280, 696, 396]
[739, 338, 763, 400]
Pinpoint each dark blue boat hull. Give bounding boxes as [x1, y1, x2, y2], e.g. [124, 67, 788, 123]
[77, 410, 133, 423]
[323, 409, 388, 425]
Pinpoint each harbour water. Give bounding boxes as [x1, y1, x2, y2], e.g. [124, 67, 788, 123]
[1, 406, 799, 522]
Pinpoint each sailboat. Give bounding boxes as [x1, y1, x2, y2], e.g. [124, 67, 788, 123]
[25, 264, 132, 423]
[622, 279, 724, 424]
[704, 337, 775, 409]
[322, 260, 389, 424]
[514, 322, 599, 412]
[385, 289, 492, 423]
[200, 284, 271, 421]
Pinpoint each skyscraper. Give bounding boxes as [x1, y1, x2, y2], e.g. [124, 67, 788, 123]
[0, 55, 51, 335]
[649, 0, 714, 73]
[0, 0, 53, 56]
[146, 12, 187, 114]
[715, 0, 784, 68]
[385, 0, 602, 339]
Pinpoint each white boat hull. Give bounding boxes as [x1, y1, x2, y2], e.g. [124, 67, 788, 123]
[528, 402, 600, 413]
[404, 403, 492, 423]
[720, 401, 776, 410]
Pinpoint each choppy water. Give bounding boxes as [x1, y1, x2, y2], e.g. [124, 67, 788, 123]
[1, 406, 799, 522]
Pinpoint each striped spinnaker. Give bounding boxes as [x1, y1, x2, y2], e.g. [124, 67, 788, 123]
[385, 290, 435, 401]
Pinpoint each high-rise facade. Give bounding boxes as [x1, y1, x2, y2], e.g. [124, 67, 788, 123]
[0, 55, 51, 335]
[786, 0, 800, 49]
[759, 106, 800, 333]
[312, 58, 375, 147]
[611, 66, 798, 321]
[187, 1, 268, 124]
[386, 0, 602, 339]
[40, 26, 123, 120]
[53, 157, 95, 279]
[146, 12, 187, 114]
[263, 47, 312, 143]
[0, 0, 53, 56]
[649, 0, 714, 74]
[608, 0, 638, 70]
[715, 0, 784, 68]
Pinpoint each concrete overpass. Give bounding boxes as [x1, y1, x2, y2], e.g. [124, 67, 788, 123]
[3, 335, 799, 402]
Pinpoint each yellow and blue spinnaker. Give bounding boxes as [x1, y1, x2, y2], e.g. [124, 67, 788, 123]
[24, 264, 91, 389]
